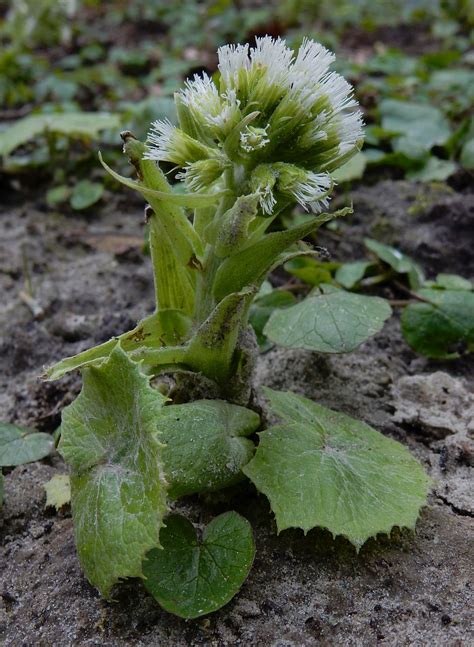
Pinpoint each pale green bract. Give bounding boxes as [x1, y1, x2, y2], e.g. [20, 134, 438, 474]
[244, 388, 431, 548]
[59, 346, 168, 598]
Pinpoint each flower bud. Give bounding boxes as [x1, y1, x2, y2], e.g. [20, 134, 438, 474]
[176, 158, 228, 193]
[240, 125, 270, 153]
[144, 119, 218, 166]
[250, 164, 278, 215]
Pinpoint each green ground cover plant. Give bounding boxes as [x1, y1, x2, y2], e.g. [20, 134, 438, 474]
[0, 421, 55, 510]
[38, 37, 433, 617]
[254, 239, 474, 359]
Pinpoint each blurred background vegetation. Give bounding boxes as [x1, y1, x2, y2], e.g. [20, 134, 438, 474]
[0, 0, 473, 211]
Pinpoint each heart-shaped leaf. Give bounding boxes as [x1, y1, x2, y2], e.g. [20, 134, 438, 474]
[244, 388, 431, 548]
[143, 512, 255, 618]
[435, 274, 473, 291]
[249, 287, 296, 350]
[70, 180, 104, 210]
[364, 238, 419, 274]
[0, 422, 54, 466]
[401, 288, 474, 358]
[264, 289, 391, 354]
[335, 261, 372, 289]
[160, 400, 259, 498]
[379, 99, 451, 158]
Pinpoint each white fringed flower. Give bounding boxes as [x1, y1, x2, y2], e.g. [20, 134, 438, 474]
[289, 172, 332, 213]
[258, 184, 277, 215]
[249, 36, 293, 87]
[180, 74, 241, 137]
[145, 36, 363, 212]
[290, 38, 335, 92]
[176, 158, 227, 192]
[144, 119, 216, 166]
[337, 110, 364, 157]
[217, 43, 251, 87]
[145, 119, 176, 162]
[240, 125, 270, 153]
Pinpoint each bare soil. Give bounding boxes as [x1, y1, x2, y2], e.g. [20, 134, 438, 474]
[0, 179, 473, 646]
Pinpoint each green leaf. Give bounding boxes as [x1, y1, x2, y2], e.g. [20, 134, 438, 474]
[435, 274, 473, 291]
[365, 238, 415, 274]
[331, 152, 367, 182]
[406, 157, 457, 182]
[213, 208, 351, 301]
[364, 238, 424, 287]
[243, 388, 431, 548]
[70, 180, 104, 210]
[250, 288, 296, 349]
[59, 346, 168, 598]
[264, 290, 391, 354]
[335, 261, 372, 289]
[143, 512, 255, 618]
[44, 309, 191, 381]
[379, 99, 451, 159]
[160, 400, 259, 498]
[401, 288, 474, 359]
[0, 112, 120, 157]
[284, 257, 337, 287]
[46, 184, 70, 206]
[0, 423, 53, 467]
[44, 474, 71, 510]
[460, 138, 474, 170]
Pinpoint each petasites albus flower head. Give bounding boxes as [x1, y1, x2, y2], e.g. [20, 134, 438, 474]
[144, 36, 363, 214]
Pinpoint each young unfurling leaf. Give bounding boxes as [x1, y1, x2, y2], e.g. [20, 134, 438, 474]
[160, 400, 259, 498]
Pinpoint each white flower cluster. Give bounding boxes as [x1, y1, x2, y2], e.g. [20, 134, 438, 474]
[145, 36, 363, 215]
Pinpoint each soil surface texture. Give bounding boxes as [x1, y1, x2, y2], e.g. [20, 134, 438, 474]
[1, 179, 473, 646]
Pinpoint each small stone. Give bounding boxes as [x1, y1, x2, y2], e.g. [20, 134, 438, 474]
[234, 599, 261, 618]
[48, 312, 98, 342]
[391, 372, 474, 439]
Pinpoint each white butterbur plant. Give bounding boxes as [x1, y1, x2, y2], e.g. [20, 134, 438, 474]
[45, 38, 430, 619]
